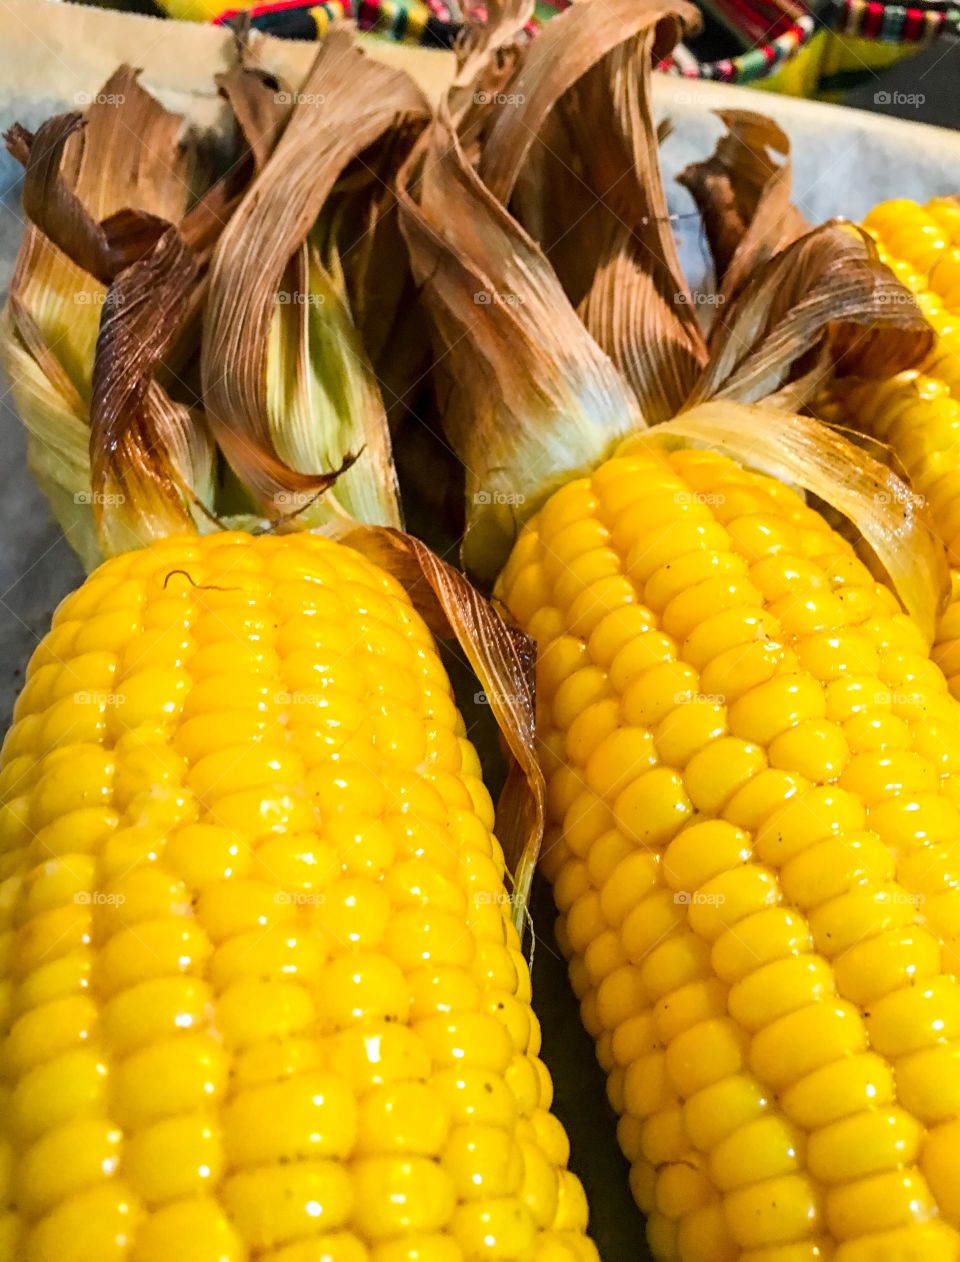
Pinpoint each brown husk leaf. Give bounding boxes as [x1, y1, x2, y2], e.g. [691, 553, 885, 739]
[2, 68, 217, 559]
[349, 525, 544, 925]
[398, 116, 641, 581]
[685, 222, 934, 407]
[451, 0, 534, 101]
[472, 0, 707, 421]
[90, 226, 212, 555]
[677, 110, 808, 305]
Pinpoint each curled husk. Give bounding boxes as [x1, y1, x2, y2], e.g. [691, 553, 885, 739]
[627, 402, 948, 643]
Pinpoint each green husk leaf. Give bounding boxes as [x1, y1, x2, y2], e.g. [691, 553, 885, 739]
[626, 401, 948, 642]
[348, 525, 544, 928]
[201, 28, 429, 530]
[397, 116, 641, 582]
[320, 124, 432, 429]
[1, 298, 102, 570]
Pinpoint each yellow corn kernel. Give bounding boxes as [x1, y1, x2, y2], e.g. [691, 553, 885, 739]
[499, 442, 960, 1260]
[1, 533, 592, 1260]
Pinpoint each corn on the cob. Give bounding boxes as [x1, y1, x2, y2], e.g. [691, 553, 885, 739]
[498, 441, 960, 1262]
[0, 530, 595, 1262]
[822, 198, 960, 700]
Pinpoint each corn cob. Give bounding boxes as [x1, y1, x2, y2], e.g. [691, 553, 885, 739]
[821, 198, 960, 700]
[497, 441, 960, 1262]
[0, 529, 595, 1262]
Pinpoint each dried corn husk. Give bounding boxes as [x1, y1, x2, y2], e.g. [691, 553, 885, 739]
[398, 116, 640, 581]
[0, 64, 282, 561]
[201, 29, 430, 532]
[399, 0, 942, 624]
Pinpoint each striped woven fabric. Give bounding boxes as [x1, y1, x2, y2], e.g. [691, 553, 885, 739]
[832, 0, 960, 38]
[211, 0, 956, 83]
[661, 13, 818, 81]
[212, 0, 462, 44]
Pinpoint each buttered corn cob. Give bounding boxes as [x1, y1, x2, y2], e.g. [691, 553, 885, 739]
[824, 198, 960, 698]
[498, 442, 960, 1261]
[0, 531, 595, 1262]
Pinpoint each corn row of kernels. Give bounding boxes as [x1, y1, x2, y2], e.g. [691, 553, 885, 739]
[863, 198, 960, 297]
[0, 533, 596, 1262]
[824, 199, 960, 706]
[500, 446, 960, 1262]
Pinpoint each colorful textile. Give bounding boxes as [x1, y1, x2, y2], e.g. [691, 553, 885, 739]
[212, 0, 462, 45]
[211, 0, 957, 91]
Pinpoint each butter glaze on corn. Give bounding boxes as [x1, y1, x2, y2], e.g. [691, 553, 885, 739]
[499, 444, 960, 1262]
[0, 531, 596, 1262]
